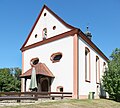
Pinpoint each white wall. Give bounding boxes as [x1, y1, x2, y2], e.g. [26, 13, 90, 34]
[25, 8, 71, 47]
[23, 36, 73, 92]
[78, 36, 107, 98]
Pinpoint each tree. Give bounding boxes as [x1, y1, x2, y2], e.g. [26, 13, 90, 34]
[0, 68, 10, 91]
[0, 68, 21, 92]
[102, 48, 120, 101]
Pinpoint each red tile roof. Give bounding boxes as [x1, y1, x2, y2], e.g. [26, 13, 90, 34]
[20, 63, 54, 78]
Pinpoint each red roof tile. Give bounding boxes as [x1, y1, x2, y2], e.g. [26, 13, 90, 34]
[20, 63, 54, 78]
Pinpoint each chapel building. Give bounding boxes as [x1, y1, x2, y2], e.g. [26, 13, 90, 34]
[20, 5, 108, 99]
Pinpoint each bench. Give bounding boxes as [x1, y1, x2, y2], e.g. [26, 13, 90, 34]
[0, 96, 38, 102]
[0, 92, 72, 102]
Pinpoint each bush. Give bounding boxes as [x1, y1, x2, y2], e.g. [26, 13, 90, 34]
[102, 48, 120, 101]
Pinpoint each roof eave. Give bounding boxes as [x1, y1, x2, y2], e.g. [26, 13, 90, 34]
[20, 28, 79, 52]
[78, 31, 109, 61]
[21, 28, 108, 61]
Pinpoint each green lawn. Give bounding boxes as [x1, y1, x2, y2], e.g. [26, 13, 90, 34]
[0, 99, 120, 108]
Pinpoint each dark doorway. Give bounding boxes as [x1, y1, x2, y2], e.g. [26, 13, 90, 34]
[41, 79, 49, 92]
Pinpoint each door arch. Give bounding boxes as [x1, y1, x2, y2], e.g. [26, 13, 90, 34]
[41, 78, 49, 92]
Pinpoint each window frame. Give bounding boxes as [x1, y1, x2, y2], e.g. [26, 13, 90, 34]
[53, 26, 56, 30]
[96, 56, 100, 84]
[56, 86, 64, 92]
[50, 52, 62, 63]
[42, 28, 47, 40]
[103, 62, 107, 72]
[85, 47, 91, 82]
[30, 57, 39, 67]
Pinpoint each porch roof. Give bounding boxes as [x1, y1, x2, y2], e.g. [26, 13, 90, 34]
[20, 63, 54, 78]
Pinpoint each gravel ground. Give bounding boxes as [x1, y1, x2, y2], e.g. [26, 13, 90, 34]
[0, 98, 57, 107]
[0, 99, 120, 108]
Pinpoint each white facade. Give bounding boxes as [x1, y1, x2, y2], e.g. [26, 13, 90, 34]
[20, 5, 108, 99]
[78, 36, 107, 98]
[23, 36, 74, 92]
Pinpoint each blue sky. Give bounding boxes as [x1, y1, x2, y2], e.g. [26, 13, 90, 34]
[0, 0, 120, 68]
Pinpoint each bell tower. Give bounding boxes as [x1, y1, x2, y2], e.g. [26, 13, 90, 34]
[85, 26, 92, 40]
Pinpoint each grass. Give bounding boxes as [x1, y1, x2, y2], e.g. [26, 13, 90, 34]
[0, 99, 120, 108]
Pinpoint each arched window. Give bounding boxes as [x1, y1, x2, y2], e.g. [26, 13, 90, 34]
[42, 28, 47, 40]
[103, 62, 107, 72]
[30, 58, 39, 66]
[96, 56, 100, 84]
[85, 47, 91, 82]
[57, 86, 63, 92]
[50, 52, 62, 63]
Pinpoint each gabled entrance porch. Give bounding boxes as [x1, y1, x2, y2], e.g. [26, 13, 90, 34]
[20, 63, 54, 92]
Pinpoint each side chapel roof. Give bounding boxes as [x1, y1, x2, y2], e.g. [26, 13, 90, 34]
[20, 63, 54, 78]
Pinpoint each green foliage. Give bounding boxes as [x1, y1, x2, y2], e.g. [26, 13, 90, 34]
[0, 67, 21, 92]
[102, 48, 120, 101]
